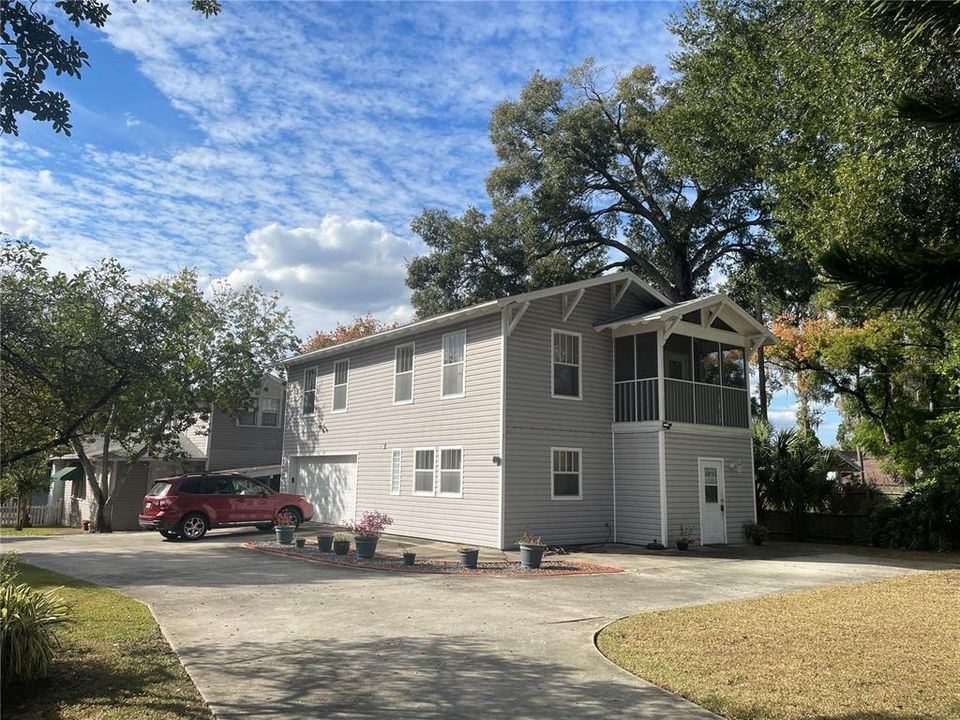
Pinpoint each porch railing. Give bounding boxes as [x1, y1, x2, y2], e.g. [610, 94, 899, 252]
[614, 378, 659, 422]
[664, 378, 749, 428]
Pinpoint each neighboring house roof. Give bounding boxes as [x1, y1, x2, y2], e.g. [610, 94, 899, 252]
[284, 272, 671, 366]
[51, 431, 208, 463]
[594, 293, 779, 346]
[836, 450, 905, 495]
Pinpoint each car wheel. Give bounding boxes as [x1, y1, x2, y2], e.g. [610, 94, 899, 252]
[277, 506, 302, 529]
[159, 530, 179, 540]
[255, 523, 274, 533]
[178, 513, 209, 541]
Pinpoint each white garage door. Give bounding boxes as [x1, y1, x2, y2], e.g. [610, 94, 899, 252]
[293, 455, 358, 526]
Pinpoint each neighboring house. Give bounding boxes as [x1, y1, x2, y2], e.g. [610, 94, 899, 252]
[836, 450, 906, 498]
[281, 273, 775, 549]
[48, 375, 286, 530]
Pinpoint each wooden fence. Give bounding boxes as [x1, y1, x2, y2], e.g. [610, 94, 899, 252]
[765, 510, 870, 544]
[0, 500, 63, 528]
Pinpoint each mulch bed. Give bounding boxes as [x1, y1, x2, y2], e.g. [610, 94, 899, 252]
[244, 541, 623, 576]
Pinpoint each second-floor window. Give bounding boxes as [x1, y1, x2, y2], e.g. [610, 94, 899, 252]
[394, 343, 414, 404]
[260, 397, 280, 427]
[441, 330, 465, 398]
[332, 359, 349, 412]
[552, 330, 581, 399]
[302, 368, 317, 416]
[237, 398, 259, 426]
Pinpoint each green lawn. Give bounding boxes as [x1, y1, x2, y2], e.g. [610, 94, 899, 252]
[3, 563, 212, 720]
[597, 570, 960, 720]
[0, 526, 84, 536]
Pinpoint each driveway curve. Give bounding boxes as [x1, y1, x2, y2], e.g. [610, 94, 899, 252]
[6, 531, 938, 719]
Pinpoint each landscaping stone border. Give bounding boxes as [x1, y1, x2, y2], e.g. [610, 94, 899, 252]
[244, 541, 624, 577]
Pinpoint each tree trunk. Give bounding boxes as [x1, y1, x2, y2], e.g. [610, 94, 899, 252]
[754, 294, 768, 422]
[95, 434, 113, 533]
[71, 439, 112, 533]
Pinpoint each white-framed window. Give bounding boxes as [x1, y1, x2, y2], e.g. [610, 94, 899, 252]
[394, 342, 415, 405]
[332, 359, 349, 412]
[260, 397, 280, 427]
[237, 397, 259, 426]
[302, 367, 317, 416]
[438, 447, 463, 497]
[551, 330, 581, 399]
[551, 447, 582, 499]
[413, 448, 436, 495]
[390, 448, 402, 496]
[441, 330, 466, 398]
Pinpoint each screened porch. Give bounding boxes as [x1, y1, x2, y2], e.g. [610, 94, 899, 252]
[613, 331, 750, 428]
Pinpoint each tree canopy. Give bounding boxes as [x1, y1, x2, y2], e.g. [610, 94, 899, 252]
[407, 58, 775, 317]
[0, 0, 220, 136]
[300, 313, 400, 354]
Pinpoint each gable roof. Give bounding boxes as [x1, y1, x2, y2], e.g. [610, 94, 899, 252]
[283, 272, 670, 365]
[594, 292, 779, 345]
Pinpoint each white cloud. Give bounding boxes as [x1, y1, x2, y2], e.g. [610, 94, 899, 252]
[124, 113, 141, 127]
[223, 217, 417, 335]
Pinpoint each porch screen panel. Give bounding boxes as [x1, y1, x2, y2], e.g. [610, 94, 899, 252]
[635, 332, 658, 378]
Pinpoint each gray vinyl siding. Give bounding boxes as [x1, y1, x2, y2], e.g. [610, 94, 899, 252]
[664, 430, 756, 545]
[613, 429, 662, 545]
[207, 377, 284, 471]
[502, 285, 659, 547]
[108, 462, 151, 530]
[282, 313, 502, 548]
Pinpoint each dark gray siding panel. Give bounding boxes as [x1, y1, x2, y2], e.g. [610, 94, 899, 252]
[283, 313, 502, 548]
[664, 430, 755, 544]
[207, 377, 284, 471]
[613, 430, 662, 545]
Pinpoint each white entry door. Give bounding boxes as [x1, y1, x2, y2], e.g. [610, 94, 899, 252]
[292, 455, 358, 526]
[698, 458, 726, 544]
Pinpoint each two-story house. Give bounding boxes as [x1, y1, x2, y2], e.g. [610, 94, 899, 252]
[281, 273, 774, 549]
[48, 375, 286, 530]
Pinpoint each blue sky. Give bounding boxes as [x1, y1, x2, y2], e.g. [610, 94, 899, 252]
[0, 0, 837, 442]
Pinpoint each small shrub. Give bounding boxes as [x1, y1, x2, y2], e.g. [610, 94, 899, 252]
[333, 532, 352, 542]
[517, 530, 544, 547]
[0, 553, 20, 584]
[742, 522, 770, 545]
[350, 510, 393, 539]
[1, 581, 70, 685]
[868, 479, 960, 551]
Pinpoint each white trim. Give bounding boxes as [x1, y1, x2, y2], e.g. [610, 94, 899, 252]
[550, 329, 582, 400]
[656, 326, 668, 544]
[437, 446, 464, 498]
[500, 271, 672, 308]
[663, 316, 682, 341]
[331, 358, 349, 413]
[504, 301, 529, 337]
[412, 447, 437, 496]
[389, 448, 402, 496]
[302, 366, 318, 417]
[697, 456, 727, 544]
[392, 342, 415, 406]
[550, 446, 583, 500]
[561, 288, 586, 321]
[611, 427, 617, 543]
[611, 279, 631, 309]
[498, 312, 507, 548]
[440, 329, 466, 399]
[615, 420, 752, 437]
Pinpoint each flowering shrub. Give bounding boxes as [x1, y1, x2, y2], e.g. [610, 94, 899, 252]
[350, 510, 393, 539]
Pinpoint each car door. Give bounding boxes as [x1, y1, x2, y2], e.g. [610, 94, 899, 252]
[201, 475, 238, 524]
[231, 476, 274, 522]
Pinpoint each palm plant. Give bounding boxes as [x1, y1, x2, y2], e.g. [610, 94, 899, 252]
[757, 427, 837, 539]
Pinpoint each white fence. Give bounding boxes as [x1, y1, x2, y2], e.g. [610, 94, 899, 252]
[0, 500, 63, 527]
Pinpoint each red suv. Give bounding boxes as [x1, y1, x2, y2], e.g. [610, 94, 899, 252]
[139, 473, 314, 541]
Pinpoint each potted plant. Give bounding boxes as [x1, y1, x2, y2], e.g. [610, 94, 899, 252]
[316, 534, 334, 552]
[399, 543, 416, 566]
[275, 513, 297, 545]
[295, 537, 306, 549]
[332, 532, 351, 555]
[517, 530, 546, 570]
[458, 547, 479, 569]
[350, 510, 394, 559]
[675, 525, 696, 551]
[743, 522, 769, 546]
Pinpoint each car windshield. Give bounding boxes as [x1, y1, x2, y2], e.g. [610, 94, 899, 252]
[147, 481, 171, 497]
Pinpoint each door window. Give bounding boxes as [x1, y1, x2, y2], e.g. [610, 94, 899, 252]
[703, 466, 719, 503]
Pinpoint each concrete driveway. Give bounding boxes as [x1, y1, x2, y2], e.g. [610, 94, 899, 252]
[5, 530, 944, 720]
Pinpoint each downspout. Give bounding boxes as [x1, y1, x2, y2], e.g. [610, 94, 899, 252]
[656, 325, 668, 544]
